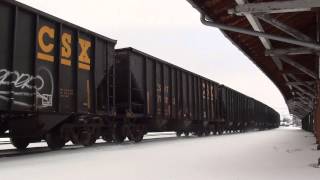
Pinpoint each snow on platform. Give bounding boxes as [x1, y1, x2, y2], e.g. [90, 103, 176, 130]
[0, 128, 319, 180]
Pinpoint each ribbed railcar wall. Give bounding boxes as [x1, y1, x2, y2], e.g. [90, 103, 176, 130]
[225, 86, 245, 130]
[0, 1, 116, 136]
[218, 85, 279, 130]
[115, 48, 220, 132]
[302, 113, 314, 132]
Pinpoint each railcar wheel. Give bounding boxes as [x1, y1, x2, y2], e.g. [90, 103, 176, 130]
[129, 124, 144, 143]
[10, 137, 29, 150]
[46, 129, 65, 150]
[113, 124, 125, 143]
[176, 131, 182, 137]
[184, 131, 190, 137]
[204, 130, 210, 136]
[102, 135, 113, 143]
[79, 130, 96, 146]
[196, 131, 204, 137]
[134, 134, 144, 143]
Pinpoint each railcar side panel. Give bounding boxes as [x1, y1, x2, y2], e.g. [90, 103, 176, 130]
[77, 33, 92, 113]
[0, 4, 13, 111]
[107, 43, 115, 112]
[194, 76, 199, 122]
[59, 26, 75, 113]
[188, 75, 194, 121]
[0, 1, 116, 139]
[163, 65, 170, 118]
[146, 58, 155, 116]
[170, 67, 177, 120]
[130, 52, 145, 114]
[11, 9, 36, 112]
[156, 62, 163, 117]
[36, 17, 58, 113]
[181, 72, 187, 119]
[95, 38, 110, 112]
[115, 52, 129, 114]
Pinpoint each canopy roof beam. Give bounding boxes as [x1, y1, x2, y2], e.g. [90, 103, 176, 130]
[288, 97, 313, 106]
[257, 14, 313, 42]
[287, 81, 315, 86]
[265, 47, 318, 57]
[295, 91, 314, 103]
[289, 98, 314, 109]
[289, 107, 310, 116]
[279, 56, 317, 79]
[288, 102, 312, 112]
[291, 84, 315, 99]
[291, 112, 305, 118]
[283, 74, 293, 91]
[290, 104, 312, 112]
[235, 0, 284, 71]
[291, 110, 308, 117]
[286, 74, 316, 93]
[228, 0, 320, 15]
[200, 15, 320, 50]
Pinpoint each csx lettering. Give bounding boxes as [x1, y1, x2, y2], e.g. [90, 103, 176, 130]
[78, 39, 91, 64]
[39, 26, 55, 52]
[61, 33, 72, 66]
[78, 39, 91, 71]
[36, 25, 92, 71]
[37, 26, 55, 62]
[61, 33, 72, 58]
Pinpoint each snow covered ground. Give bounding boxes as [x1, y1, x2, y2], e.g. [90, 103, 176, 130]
[0, 127, 319, 180]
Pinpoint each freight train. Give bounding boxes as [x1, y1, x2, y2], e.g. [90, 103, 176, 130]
[0, 1, 280, 150]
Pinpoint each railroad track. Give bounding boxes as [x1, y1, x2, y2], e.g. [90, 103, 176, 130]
[0, 147, 50, 158]
[0, 131, 260, 158]
[0, 141, 10, 145]
[0, 133, 189, 158]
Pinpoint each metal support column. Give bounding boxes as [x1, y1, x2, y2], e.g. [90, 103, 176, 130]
[315, 12, 320, 146]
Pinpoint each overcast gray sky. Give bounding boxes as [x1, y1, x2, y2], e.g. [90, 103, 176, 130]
[17, 0, 290, 118]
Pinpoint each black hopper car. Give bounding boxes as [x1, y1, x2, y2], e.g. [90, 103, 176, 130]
[0, 1, 280, 150]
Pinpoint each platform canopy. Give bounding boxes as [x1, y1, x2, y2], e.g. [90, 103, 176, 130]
[187, 0, 320, 119]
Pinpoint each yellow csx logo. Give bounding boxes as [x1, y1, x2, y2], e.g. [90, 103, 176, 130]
[37, 25, 92, 71]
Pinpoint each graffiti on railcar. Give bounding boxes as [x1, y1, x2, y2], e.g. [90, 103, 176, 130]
[0, 67, 54, 108]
